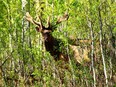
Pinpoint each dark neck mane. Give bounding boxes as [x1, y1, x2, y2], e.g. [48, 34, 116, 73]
[42, 33, 61, 60]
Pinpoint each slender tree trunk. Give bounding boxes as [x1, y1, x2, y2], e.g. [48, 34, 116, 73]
[98, 7, 108, 86]
[7, 0, 14, 73]
[88, 20, 96, 87]
[87, 1, 96, 85]
[20, 0, 27, 84]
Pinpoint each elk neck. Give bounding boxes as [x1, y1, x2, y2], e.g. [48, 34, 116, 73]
[42, 32, 54, 53]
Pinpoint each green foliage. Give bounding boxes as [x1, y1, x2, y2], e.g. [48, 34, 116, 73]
[0, 0, 116, 87]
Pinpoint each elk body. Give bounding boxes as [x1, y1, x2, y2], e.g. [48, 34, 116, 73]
[25, 12, 90, 64]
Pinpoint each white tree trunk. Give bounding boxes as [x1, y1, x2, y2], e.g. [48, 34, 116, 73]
[98, 7, 108, 86]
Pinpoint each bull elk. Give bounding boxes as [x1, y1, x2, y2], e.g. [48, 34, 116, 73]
[25, 12, 90, 64]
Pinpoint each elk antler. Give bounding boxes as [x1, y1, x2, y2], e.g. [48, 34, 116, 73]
[25, 12, 34, 24]
[47, 16, 50, 28]
[56, 12, 69, 24]
[25, 12, 69, 31]
[25, 12, 41, 26]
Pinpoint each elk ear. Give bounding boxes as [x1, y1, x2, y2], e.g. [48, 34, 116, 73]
[35, 27, 40, 32]
[35, 25, 42, 32]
